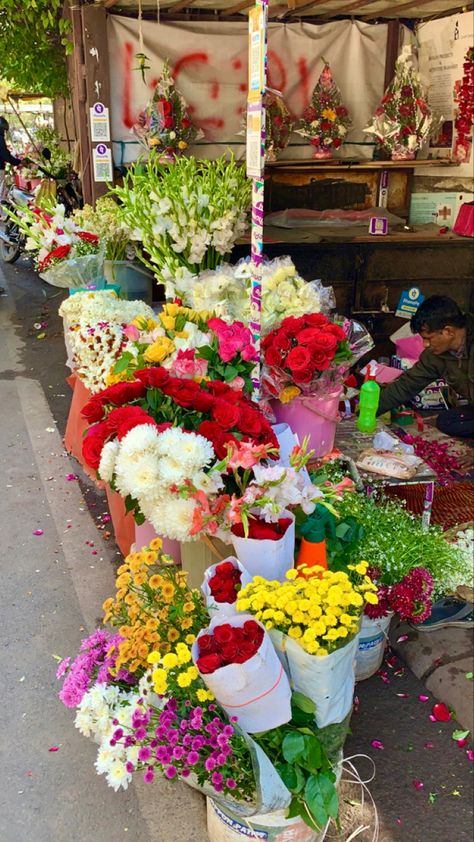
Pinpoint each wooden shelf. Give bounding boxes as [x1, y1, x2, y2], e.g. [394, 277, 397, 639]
[266, 158, 458, 171]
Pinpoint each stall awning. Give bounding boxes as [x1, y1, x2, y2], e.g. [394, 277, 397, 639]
[96, 0, 472, 21]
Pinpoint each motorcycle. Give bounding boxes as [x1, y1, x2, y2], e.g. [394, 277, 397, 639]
[0, 153, 82, 264]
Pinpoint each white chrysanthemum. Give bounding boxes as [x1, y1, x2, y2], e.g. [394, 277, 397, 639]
[74, 709, 95, 738]
[95, 745, 121, 775]
[120, 424, 161, 458]
[149, 497, 197, 542]
[156, 427, 214, 474]
[105, 760, 133, 791]
[117, 453, 160, 499]
[192, 470, 224, 495]
[98, 439, 119, 483]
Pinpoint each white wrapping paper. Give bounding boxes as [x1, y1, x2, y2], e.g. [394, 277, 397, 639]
[231, 511, 295, 583]
[201, 557, 253, 618]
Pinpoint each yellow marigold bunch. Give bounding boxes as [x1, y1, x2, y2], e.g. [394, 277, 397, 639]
[102, 539, 208, 676]
[147, 642, 214, 701]
[236, 562, 378, 657]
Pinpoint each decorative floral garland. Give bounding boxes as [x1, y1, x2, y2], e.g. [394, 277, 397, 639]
[453, 46, 474, 163]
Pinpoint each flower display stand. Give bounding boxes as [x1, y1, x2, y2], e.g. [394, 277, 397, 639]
[180, 536, 233, 590]
[271, 388, 342, 458]
[207, 797, 328, 842]
[105, 486, 136, 557]
[64, 374, 104, 484]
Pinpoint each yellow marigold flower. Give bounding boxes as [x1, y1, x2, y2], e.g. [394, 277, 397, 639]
[340, 613, 354, 627]
[146, 618, 159, 632]
[308, 604, 322, 619]
[116, 588, 127, 600]
[183, 602, 195, 614]
[180, 618, 192, 630]
[236, 598, 250, 612]
[185, 634, 196, 645]
[137, 643, 149, 659]
[162, 653, 179, 669]
[285, 569, 299, 581]
[312, 620, 326, 636]
[355, 562, 369, 575]
[149, 537, 163, 551]
[116, 565, 128, 575]
[337, 626, 349, 637]
[304, 641, 319, 655]
[350, 592, 364, 607]
[162, 582, 176, 600]
[144, 551, 158, 567]
[176, 644, 191, 664]
[116, 573, 131, 588]
[288, 626, 303, 639]
[279, 385, 301, 404]
[119, 625, 131, 637]
[152, 667, 167, 683]
[134, 572, 147, 586]
[129, 659, 141, 673]
[168, 628, 179, 642]
[187, 666, 199, 680]
[177, 672, 192, 688]
[365, 592, 379, 605]
[325, 628, 340, 641]
[196, 689, 209, 702]
[303, 628, 316, 642]
[102, 598, 114, 612]
[149, 574, 164, 589]
[322, 107, 336, 121]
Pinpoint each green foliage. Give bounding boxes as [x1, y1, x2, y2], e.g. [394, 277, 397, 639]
[254, 693, 340, 832]
[0, 1, 71, 97]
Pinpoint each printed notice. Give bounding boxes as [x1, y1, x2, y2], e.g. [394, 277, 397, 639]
[248, 6, 265, 102]
[90, 102, 110, 143]
[246, 104, 264, 178]
[93, 144, 113, 182]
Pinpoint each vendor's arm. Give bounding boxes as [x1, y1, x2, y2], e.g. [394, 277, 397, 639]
[0, 134, 21, 166]
[377, 350, 444, 414]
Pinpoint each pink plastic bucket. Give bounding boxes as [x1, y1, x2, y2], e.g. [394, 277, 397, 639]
[134, 520, 182, 565]
[271, 388, 342, 457]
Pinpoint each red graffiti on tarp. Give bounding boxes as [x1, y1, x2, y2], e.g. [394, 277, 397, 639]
[122, 42, 135, 129]
[297, 57, 311, 110]
[267, 50, 287, 93]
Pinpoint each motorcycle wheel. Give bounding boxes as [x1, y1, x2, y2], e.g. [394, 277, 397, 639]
[0, 220, 21, 263]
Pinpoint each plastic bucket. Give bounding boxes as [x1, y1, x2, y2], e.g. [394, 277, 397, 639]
[355, 613, 392, 681]
[207, 798, 328, 842]
[104, 260, 153, 306]
[271, 389, 342, 458]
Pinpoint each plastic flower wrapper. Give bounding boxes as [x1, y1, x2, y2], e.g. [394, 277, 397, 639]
[241, 88, 294, 162]
[296, 60, 352, 156]
[73, 197, 131, 262]
[133, 60, 203, 158]
[40, 242, 105, 289]
[364, 46, 437, 156]
[111, 154, 250, 286]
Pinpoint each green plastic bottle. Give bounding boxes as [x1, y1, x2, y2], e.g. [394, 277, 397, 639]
[356, 365, 380, 434]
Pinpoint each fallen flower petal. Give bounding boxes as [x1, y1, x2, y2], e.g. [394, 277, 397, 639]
[371, 740, 384, 750]
[418, 694, 429, 702]
[396, 693, 409, 698]
[48, 746, 60, 752]
[432, 702, 451, 722]
[457, 738, 468, 748]
[66, 474, 77, 481]
[412, 779, 424, 790]
[424, 742, 435, 749]
[33, 529, 44, 536]
[396, 634, 408, 643]
[466, 750, 474, 761]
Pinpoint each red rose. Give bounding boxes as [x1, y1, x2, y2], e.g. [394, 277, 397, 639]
[162, 379, 200, 408]
[82, 426, 108, 470]
[273, 333, 292, 353]
[159, 99, 172, 116]
[264, 345, 284, 367]
[292, 366, 313, 384]
[198, 421, 238, 458]
[212, 399, 240, 430]
[99, 380, 146, 407]
[237, 407, 263, 437]
[298, 327, 324, 346]
[106, 405, 151, 436]
[81, 397, 105, 423]
[196, 653, 223, 674]
[117, 414, 157, 440]
[321, 121, 332, 131]
[192, 391, 215, 413]
[134, 368, 170, 390]
[310, 349, 331, 371]
[213, 624, 235, 645]
[181, 118, 191, 129]
[39, 243, 71, 271]
[216, 561, 237, 576]
[310, 331, 338, 353]
[233, 640, 258, 664]
[220, 642, 240, 662]
[333, 138, 342, 149]
[325, 323, 346, 341]
[401, 85, 413, 98]
[304, 314, 328, 328]
[197, 634, 216, 652]
[286, 346, 312, 372]
[335, 106, 348, 117]
[243, 620, 262, 642]
[163, 116, 174, 129]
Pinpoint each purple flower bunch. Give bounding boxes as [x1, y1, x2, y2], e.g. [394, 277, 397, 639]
[57, 628, 135, 708]
[114, 697, 254, 798]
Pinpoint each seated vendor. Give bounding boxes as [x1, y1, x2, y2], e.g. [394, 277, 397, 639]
[377, 296, 473, 439]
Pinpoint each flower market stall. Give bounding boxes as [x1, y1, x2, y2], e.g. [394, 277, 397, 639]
[9, 2, 472, 839]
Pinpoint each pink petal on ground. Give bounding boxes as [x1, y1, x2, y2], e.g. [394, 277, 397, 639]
[33, 529, 44, 536]
[66, 473, 77, 481]
[424, 742, 435, 749]
[432, 702, 451, 722]
[371, 740, 384, 750]
[412, 779, 424, 790]
[48, 746, 60, 752]
[457, 738, 468, 748]
[397, 634, 408, 643]
[396, 693, 409, 698]
[101, 514, 111, 523]
[466, 750, 474, 761]
[396, 819, 402, 826]
[429, 714, 437, 722]
[418, 695, 429, 702]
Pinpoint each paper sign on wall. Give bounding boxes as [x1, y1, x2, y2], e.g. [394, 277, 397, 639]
[90, 102, 110, 143]
[246, 103, 264, 178]
[396, 286, 425, 319]
[93, 143, 113, 182]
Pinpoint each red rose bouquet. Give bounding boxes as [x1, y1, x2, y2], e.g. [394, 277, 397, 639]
[193, 616, 292, 733]
[297, 61, 352, 158]
[261, 312, 352, 402]
[231, 516, 293, 541]
[133, 61, 203, 158]
[208, 560, 244, 604]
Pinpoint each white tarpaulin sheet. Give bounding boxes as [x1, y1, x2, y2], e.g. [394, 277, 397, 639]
[107, 16, 391, 163]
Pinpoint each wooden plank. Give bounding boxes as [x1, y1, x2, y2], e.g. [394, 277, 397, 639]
[312, 0, 383, 16]
[166, 0, 197, 11]
[362, 0, 442, 18]
[68, 3, 93, 205]
[276, 0, 331, 18]
[224, 0, 256, 13]
[82, 4, 113, 203]
[384, 19, 400, 88]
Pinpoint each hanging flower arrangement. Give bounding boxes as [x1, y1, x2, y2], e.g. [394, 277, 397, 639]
[453, 46, 474, 163]
[364, 46, 434, 160]
[264, 89, 294, 161]
[133, 60, 203, 159]
[296, 60, 352, 159]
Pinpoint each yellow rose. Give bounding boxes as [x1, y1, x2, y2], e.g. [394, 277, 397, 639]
[163, 303, 180, 317]
[279, 386, 301, 404]
[160, 314, 176, 331]
[143, 337, 175, 363]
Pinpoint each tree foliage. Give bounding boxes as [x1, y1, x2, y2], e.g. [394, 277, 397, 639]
[0, 0, 72, 97]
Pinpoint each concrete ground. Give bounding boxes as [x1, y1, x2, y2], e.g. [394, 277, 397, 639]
[0, 257, 473, 842]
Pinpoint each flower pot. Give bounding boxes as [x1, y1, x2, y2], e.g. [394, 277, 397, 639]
[271, 388, 342, 458]
[207, 797, 328, 842]
[192, 614, 292, 733]
[231, 511, 295, 583]
[312, 146, 333, 160]
[391, 146, 416, 161]
[355, 613, 393, 681]
[134, 519, 181, 565]
[103, 260, 154, 306]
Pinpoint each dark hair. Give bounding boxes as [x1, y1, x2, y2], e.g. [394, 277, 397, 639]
[0, 117, 9, 132]
[411, 295, 466, 334]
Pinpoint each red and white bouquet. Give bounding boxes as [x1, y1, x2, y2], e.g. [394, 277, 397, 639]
[297, 61, 352, 158]
[11, 202, 103, 288]
[453, 46, 474, 162]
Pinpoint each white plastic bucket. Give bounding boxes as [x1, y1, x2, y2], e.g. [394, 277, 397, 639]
[207, 798, 328, 842]
[355, 613, 392, 682]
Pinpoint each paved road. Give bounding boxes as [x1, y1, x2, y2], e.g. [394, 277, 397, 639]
[0, 257, 472, 842]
